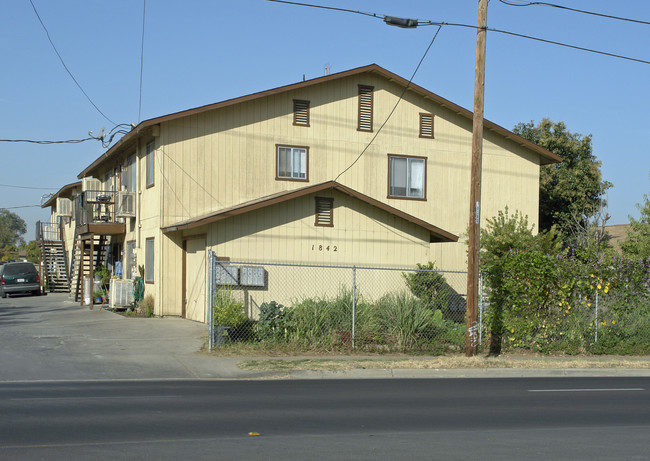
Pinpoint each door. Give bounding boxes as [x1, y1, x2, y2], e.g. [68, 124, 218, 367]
[183, 236, 207, 322]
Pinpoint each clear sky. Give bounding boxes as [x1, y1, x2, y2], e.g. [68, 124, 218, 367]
[1, 0, 648, 241]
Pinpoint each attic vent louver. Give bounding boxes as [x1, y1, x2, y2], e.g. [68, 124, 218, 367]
[357, 85, 374, 132]
[293, 99, 310, 126]
[419, 113, 434, 139]
[315, 197, 334, 227]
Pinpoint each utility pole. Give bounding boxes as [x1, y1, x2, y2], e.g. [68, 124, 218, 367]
[466, 0, 488, 357]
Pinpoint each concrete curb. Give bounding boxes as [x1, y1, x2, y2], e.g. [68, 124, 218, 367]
[237, 367, 650, 380]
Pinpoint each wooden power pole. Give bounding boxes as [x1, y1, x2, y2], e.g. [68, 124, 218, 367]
[466, 0, 488, 357]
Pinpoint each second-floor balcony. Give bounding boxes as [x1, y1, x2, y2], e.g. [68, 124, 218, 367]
[74, 190, 135, 235]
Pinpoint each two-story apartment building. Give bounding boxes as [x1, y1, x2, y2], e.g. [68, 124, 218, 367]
[43, 64, 560, 323]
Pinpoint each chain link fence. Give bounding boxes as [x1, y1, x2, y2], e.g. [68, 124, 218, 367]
[206, 252, 649, 354]
[207, 252, 472, 352]
[480, 275, 650, 355]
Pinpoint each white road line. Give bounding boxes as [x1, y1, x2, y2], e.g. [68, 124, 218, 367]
[10, 395, 182, 401]
[528, 388, 645, 393]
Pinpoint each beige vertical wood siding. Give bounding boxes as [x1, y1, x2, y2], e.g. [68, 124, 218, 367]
[75, 70, 544, 320]
[157, 72, 539, 273]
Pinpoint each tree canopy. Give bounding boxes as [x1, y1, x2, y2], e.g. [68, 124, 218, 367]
[621, 180, 650, 261]
[0, 210, 26, 248]
[513, 118, 611, 235]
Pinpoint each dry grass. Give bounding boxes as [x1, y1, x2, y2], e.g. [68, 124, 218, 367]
[238, 355, 650, 372]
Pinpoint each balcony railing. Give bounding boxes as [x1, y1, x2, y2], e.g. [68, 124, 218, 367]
[74, 190, 135, 227]
[36, 221, 61, 241]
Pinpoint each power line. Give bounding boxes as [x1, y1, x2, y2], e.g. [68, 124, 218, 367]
[488, 26, 650, 65]
[334, 25, 443, 182]
[267, 0, 650, 65]
[497, 0, 650, 26]
[0, 137, 96, 144]
[138, 0, 147, 123]
[0, 205, 42, 210]
[28, 0, 117, 126]
[0, 184, 56, 190]
[426, 22, 650, 65]
[266, 0, 380, 19]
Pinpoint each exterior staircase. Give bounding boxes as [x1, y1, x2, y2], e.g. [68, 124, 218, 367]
[70, 233, 109, 302]
[40, 240, 70, 293]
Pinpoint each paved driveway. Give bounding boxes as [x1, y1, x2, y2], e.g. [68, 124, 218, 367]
[0, 293, 245, 381]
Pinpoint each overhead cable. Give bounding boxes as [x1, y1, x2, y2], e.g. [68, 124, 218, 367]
[138, 0, 147, 123]
[267, 0, 650, 65]
[0, 183, 57, 190]
[334, 25, 443, 182]
[28, 0, 117, 125]
[497, 0, 650, 26]
[421, 21, 650, 65]
[0, 205, 42, 210]
[266, 0, 380, 19]
[0, 137, 96, 144]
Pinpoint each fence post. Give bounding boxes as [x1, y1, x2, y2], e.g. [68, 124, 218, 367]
[208, 250, 214, 351]
[594, 291, 599, 343]
[352, 265, 356, 349]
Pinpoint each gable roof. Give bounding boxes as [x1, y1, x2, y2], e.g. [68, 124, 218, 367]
[161, 181, 458, 243]
[78, 64, 560, 178]
[41, 181, 82, 208]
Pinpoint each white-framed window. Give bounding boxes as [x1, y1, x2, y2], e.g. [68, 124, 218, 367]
[145, 238, 154, 283]
[276, 145, 308, 181]
[388, 155, 426, 199]
[122, 154, 137, 192]
[145, 141, 154, 188]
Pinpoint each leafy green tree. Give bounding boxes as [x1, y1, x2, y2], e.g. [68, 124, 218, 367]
[513, 119, 612, 234]
[480, 208, 563, 355]
[0, 210, 27, 248]
[23, 240, 41, 264]
[621, 181, 650, 261]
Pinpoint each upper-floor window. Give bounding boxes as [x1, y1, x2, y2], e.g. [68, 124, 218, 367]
[293, 99, 310, 127]
[276, 145, 308, 181]
[388, 154, 426, 200]
[122, 154, 137, 192]
[357, 85, 374, 132]
[419, 113, 434, 139]
[145, 141, 155, 188]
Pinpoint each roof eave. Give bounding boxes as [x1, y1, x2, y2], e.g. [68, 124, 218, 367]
[78, 63, 559, 178]
[161, 181, 458, 243]
[41, 181, 82, 208]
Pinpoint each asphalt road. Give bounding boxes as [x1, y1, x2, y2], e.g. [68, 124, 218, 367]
[1, 377, 648, 460]
[1, 292, 649, 460]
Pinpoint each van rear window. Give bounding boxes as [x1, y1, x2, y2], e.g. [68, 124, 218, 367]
[3, 263, 37, 276]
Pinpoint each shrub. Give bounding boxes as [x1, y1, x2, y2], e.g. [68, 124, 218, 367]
[282, 288, 356, 348]
[402, 262, 454, 315]
[214, 288, 247, 326]
[480, 208, 564, 355]
[371, 291, 434, 350]
[257, 301, 286, 341]
[139, 294, 155, 318]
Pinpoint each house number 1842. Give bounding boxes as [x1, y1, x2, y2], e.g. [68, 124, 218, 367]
[312, 244, 338, 252]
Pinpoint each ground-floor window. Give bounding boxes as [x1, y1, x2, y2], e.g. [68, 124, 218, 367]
[145, 238, 154, 283]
